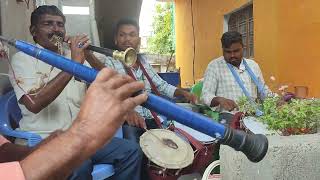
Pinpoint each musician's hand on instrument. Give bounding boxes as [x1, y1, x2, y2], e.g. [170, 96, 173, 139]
[212, 97, 238, 111]
[184, 92, 197, 104]
[67, 34, 91, 64]
[72, 68, 147, 144]
[174, 89, 197, 104]
[125, 111, 146, 129]
[84, 49, 93, 59]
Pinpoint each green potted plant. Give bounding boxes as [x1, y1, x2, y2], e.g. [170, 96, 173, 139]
[238, 95, 320, 135]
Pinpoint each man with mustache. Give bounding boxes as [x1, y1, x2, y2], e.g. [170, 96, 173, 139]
[86, 18, 197, 140]
[8, 5, 142, 180]
[201, 31, 270, 112]
[85, 18, 197, 180]
[0, 68, 147, 180]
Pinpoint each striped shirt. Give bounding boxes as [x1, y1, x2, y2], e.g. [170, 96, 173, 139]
[201, 56, 270, 107]
[96, 53, 177, 119]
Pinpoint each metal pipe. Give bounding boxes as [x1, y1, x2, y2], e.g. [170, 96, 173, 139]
[86, 45, 137, 67]
[0, 36, 268, 162]
[50, 34, 137, 67]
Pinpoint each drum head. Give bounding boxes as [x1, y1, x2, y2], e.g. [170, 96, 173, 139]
[242, 116, 276, 135]
[140, 129, 194, 169]
[173, 121, 216, 144]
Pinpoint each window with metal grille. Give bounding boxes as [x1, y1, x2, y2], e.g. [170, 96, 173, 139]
[228, 4, 253, 58]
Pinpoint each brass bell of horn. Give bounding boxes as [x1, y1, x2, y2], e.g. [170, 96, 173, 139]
[112, 47, 137, 67]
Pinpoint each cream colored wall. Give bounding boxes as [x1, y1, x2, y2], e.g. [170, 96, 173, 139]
[1, 0, 34, 47]
[0, 0, 60, 59]
[0, 0, 35, 93]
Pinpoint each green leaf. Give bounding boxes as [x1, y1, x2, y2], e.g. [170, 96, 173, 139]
[146, 3, 175, 55]
[238, 96, 320, 134]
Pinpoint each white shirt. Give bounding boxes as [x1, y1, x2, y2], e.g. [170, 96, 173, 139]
[201, 56, 270, 107]
[9, 45, 87, 138]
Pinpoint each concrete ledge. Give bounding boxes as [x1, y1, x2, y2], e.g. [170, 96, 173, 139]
[220, 133, 320, 180]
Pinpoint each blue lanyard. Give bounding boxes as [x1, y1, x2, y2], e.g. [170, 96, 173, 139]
[227, 59, 264, 116]
[243, 60, 267, 99]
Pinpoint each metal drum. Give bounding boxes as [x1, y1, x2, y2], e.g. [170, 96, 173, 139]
[241, 116, 275, 135]
[173, 121, 216, 144]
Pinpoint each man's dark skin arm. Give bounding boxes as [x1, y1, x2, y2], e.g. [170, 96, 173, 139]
[20, 35, 90, 113]
[85, 52, 148, 128]
[20, 72, 73, 113]
[174, 88, 197, 104]
[85, 50, 106, 71]
[20, 130, 89, 180]
[0, 143, 32, 163]
[85, 52, 194, 105]
[20, 69, 147, 180]
[1, 41, 72, 114]
[210, 97, 238, 111]
[0, 130, 63, 163]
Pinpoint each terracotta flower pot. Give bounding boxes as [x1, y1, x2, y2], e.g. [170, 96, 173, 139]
[294, 86, 308, 99]
[282, 127, 312, 135]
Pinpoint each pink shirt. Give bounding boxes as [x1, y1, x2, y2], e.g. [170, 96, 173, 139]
[0, 135, 9, 146]
[0, 135, 25, 179]
[0, 162, 25, 179]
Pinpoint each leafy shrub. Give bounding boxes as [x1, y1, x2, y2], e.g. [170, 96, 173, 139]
[238, 96, 320, 135]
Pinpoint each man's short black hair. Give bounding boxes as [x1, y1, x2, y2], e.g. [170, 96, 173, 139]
[221, 31, 243, 48]
[31, 5, 65, 27]
[114, 18, 140, 36]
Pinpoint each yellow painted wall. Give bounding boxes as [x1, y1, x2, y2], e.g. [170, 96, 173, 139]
[175, 0, 253, 87]
[174, 0, 320, 97]
[276, 0, 320, 97]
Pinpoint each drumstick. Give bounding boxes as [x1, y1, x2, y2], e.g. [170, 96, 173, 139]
[0, 36, 268, 163]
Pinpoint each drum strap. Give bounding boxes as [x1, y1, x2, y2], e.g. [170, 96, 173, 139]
[242, 60, 267, 98]
[124, 58, 162, 127]
[227, 59, 264, 116]
[135, 60, 207, 150]
[169, 125, 204, 150]
[125, 59, 205, 150]
[227, 59, 266, 99]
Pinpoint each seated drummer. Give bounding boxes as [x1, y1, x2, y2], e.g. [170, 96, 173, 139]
[86, 18, 197, 141]
[200, 31, 271, 118]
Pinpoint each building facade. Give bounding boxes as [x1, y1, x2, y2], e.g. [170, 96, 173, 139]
[174, 0, 320, 97]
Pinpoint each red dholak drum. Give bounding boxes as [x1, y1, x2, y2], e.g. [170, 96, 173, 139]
[140, 129, 194, 180]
